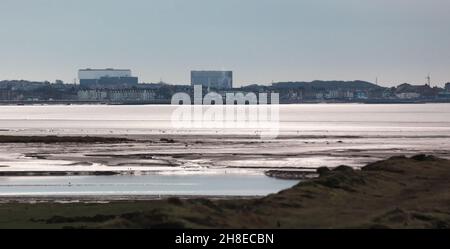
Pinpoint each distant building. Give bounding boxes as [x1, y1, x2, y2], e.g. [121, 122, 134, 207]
[77, 89, 108, 101]
[108, 89, 156, 102]
[0, 89, 13, 101]
[79, 68, 138, 89]
[191, 71, 233, 89]
[446, 82, 450, 92]
[315, 92, 324, 100]
[396, 92, 420, 100]
[395, 83, 439, 99]
[354, 90, 368, 100]
[325, 90, 340, 99]
[343, 90, 354, 99]
[323, 89, 354, 100]
[78, 89, 156, 103]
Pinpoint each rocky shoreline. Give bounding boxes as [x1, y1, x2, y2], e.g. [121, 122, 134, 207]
[264, 170, 318, 180]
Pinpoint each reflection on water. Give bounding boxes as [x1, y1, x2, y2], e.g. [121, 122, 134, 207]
[0, 174, 299, 196]
[0, 104, 450, 136]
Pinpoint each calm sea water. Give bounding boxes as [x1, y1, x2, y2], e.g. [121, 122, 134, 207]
[0, 174, 298, 197]
[0, 104, 449, 197]
[0, 103, 449, 136]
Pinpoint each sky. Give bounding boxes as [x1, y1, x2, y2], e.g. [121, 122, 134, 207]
[0, 0, 449, 87]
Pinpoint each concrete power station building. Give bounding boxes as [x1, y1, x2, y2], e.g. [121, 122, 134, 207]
[191, 71, 233, 89]
[78, 68, 138, 89]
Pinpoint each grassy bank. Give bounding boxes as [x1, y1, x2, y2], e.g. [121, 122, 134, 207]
[1, 155, 449, 229]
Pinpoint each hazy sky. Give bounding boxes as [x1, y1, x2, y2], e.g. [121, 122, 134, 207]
[0, 0, 449, 87]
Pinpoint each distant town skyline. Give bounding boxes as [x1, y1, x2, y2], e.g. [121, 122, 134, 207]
[1, 0, 449, 87]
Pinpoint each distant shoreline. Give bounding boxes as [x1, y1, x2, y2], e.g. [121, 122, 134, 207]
[1, 99, 450, 105]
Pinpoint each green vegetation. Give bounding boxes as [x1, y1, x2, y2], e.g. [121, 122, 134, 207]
[1, 155, 450, 229]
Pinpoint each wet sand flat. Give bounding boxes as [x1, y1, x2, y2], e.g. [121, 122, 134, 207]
[0, 134, 449, 176]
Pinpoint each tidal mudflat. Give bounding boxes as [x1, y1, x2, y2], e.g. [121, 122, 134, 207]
[0, 104, 450, 197]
